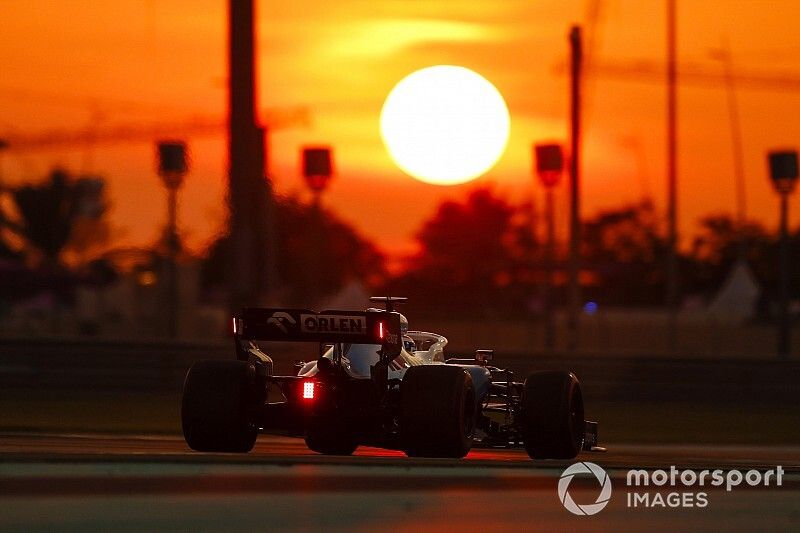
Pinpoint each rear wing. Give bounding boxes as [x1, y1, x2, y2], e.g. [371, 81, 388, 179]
[233, 308, 402, 356]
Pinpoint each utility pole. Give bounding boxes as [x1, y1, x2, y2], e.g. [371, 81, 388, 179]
[666, 0, 679, 353]
[228, 0, 274, 314]
[567, 26, 583, 352]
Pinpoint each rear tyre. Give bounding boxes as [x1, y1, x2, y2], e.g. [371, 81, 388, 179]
[401, 365, 476, 458]
[181, 360, 258, 453]
[305, 416, 359, 456]
[521, 370, 584, 460]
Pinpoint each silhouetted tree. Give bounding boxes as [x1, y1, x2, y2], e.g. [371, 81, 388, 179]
[0, 168, 111, 307]
[581, 200, 670, 305]
[688, 215, 767, 293]
[201, 195, 386, 305]
[0, 168, 108, 268]
[384, 188, 536, 316]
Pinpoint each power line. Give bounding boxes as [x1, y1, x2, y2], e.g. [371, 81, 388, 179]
[563, 59, 800, 92]
[0, 107, 310, 152]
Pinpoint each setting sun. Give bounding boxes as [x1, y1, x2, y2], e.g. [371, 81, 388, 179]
[379, 65, 510, 186]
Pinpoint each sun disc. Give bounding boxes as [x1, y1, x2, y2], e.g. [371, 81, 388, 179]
[380, 65, 510, 186]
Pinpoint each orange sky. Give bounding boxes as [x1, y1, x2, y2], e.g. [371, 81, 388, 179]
[1, 0, 800, 261]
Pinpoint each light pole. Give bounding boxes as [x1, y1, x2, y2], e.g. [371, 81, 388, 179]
[567, 25, 583, 353]
[666, 0, 679, 353]
[157, 140, 188, 338]
[302, 146, 333, 301]
[534, 143, 565, 352]
[768, 150, 798, 359]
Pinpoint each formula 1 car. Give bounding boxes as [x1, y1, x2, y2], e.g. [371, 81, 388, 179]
[181, 297, 600, 459]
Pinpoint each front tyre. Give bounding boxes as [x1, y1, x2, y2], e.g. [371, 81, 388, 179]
[521, 370, 584, 460]
[401, 366, 476, 458]
[181, 360, 258, 453]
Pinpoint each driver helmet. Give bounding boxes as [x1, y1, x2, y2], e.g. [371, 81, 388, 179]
[398, 313, 408, 334]
[402, 335, 416, 353]
[397, 314, 415, 352]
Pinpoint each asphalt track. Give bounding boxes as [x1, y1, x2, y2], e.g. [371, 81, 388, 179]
[1, 433, 800, 532]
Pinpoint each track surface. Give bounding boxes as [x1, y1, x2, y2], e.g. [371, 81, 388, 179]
[2, 433, 800, 532]
[2, 432, 800, 467]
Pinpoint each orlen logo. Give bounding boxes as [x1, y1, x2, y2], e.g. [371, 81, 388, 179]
[558, 462, 612, 516]
[300, 314, 365, 334]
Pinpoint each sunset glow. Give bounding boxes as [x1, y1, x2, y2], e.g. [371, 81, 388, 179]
[1, 1, 800, 257]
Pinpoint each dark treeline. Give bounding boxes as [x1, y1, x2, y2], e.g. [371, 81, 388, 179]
[1, 172, 796, 322]
[386, 188, 798, 319]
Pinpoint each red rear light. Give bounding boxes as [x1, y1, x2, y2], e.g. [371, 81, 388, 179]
[302, 381, 315, 400]
[377, 321, 385, 340]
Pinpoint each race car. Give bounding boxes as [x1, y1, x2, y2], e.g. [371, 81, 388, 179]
[181, 296, 600, 459]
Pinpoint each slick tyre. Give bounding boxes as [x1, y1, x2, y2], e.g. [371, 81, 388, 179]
[181, 360, 258, 453]
[521, 370, 584, 460]
[401, 365, 476, 458]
